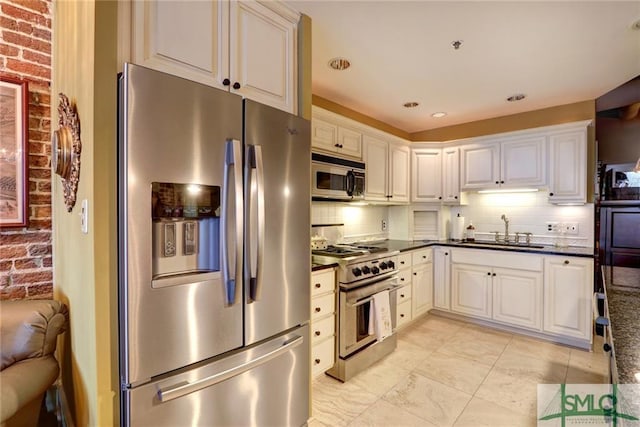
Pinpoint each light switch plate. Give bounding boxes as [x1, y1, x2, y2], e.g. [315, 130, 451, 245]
[80, 199, 88, 234]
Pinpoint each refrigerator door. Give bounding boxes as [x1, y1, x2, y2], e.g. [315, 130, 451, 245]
[243, 100, 311, 345]
[124, 325, 310, 426]
[119, 63, 244, 385]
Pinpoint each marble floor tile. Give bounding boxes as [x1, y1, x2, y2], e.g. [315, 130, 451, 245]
[436, 328, 511, 367]
[475, 369, 540, 416]
[382, 372, 472, 426]
[494, 346, 568, 384]
[379, 339, 433, 371]
[312, 375, 379, 426]
[413, 351, 492, 395]
[461, 323, 515, 342]
[417, 314, 468, 334]
[397, 323, 455, 352]
[347, 399, 437, 427]
[453, 397, 537, 427]
[349, 357, 412, 398]
[505, 334, 572, 364]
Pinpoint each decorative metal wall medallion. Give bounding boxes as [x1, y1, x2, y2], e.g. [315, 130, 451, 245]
[53, 93, 81, 212]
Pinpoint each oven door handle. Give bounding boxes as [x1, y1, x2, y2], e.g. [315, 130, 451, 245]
[348, 284, 402, 308]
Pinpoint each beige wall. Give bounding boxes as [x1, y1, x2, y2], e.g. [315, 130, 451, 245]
[52, 1, 119, 425]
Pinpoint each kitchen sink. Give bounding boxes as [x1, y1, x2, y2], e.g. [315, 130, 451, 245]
[459, 241, 545, 249]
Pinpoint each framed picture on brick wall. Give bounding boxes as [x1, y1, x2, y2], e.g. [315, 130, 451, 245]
[0, 76, 29, 228]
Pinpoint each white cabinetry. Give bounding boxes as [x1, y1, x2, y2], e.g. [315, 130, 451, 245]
[311, 110, 363, 159]
[461, 136, 545, 190]
[132, 0, 298, 113]
[548, 129, 587, 204]
[411, 148, 442, 202]
[411, 249, 433, 317]
[442, 147, 460, 203]
[433, 247, 451, 310]
[365, 137, 410, 202]
[543, 256, 593, 341]
[451, 263, 493, 319]
[492, 267, 542, 330]
[395, 253, 412, 328]
[311, 269, 336, 377]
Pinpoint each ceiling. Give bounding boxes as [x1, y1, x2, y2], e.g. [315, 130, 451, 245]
[287, 1, 640, 134]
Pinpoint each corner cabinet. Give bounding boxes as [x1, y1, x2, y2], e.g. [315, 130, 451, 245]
[131, 0, 299, 114]
[548, 129, 587, 204]
[543, 256, 593, 341]
[310, 268, 336, 378]
[433, 247, 451, 310]
[411, 148, 442, 202]
[364, 136, 410, 202]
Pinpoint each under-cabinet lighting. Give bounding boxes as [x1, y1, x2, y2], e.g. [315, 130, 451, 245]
[477, 188, 538, 194]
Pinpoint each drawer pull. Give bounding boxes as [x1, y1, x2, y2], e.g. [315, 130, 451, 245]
[314, 358, 321, 365]
[400, 294, 405, 298]
[315, 331, 321, 336]
[413, 272, 417, 276]
[315, 307, 321, 313]
[564, 260, 570, 265]
[400, 314, 405, 318]
[400, 261, 405, 265]
[422, 255, 426, 259]
[315, 283, 321, 288]
[400, 278, 405, 281]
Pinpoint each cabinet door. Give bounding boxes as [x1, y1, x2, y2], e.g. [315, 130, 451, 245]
[500, 136, 546, 188]
[411, 149, 442, 202]
[364, 136, 389, 201]
[460, 143, 500, 190]
[442, 147, 460, 203]
[492, 268, 542, 330]
[311, 118, 338, 153]
[412, 262, 433, 318]
[543, 257, 593, 341]
[230, 1, 297, 113]
[451, 263, 492, 319]
[389, 144, 410, 202]
[433, 247, 451, 311]
[337, 127, 363, 159]
[132, 0, 229, 90]
[548, 130, 587, 203]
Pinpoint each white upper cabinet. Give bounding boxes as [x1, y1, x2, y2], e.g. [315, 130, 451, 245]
[461, 136, 545, 190]
[338, 127, 364, 159]
[364, 137, 410, 202]
[411, 148, 442, 202]
[131, 0, 298, 113]
[442, 146, 460, 203]
[548, 129, 587, 204]
[311, 108, 363, 159]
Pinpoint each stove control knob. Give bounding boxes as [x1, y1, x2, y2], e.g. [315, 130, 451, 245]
[387, 260, 395, 269]
[371, 266, 380, 274]
[362, 266, 371, 274]
[352, 267, 362, 277]
[379, 262, 388, 270]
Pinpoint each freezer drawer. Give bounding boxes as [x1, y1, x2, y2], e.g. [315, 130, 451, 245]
[124, 325, 310, 427]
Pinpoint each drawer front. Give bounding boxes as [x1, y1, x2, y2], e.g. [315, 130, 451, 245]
[396, 299, 412, 327]
[311, 292, 335, 320]
[398, 253, 412, 268]
[412, 248, 432, 265]
[396, 284, 412, 305]
[451, 248, 542, 271]
[311, 269, 335, 297]
[397, 268, 412, 286]
[311, 315, 335, 344]
[312, 338, 335, 377]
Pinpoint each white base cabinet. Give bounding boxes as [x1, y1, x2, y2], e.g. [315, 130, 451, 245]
[492, 268, 542, 330]
[411, 249, 433, 318]
[433, 247, 451, 310]
[451, 263, 492, 319]
[310, 269, 336, 377]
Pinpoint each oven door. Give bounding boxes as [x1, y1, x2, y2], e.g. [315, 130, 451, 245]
[338, 276, 399, 358]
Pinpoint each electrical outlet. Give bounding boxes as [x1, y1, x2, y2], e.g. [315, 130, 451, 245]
[381, 220, 387, 231]
[546, 222, 559, 233]
[564, 222, 579, 235]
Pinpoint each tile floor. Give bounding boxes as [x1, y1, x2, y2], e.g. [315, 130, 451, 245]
[309, 314, 608, 427]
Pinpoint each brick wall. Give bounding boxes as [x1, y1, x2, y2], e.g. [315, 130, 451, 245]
[0, 0, 53, 300]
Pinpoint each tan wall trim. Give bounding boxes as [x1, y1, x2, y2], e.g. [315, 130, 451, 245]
[411, 100, 595, 142]
[312, 95, 411, 140]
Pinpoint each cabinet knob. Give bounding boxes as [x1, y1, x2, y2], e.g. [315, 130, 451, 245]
[222, 78, 230, 86]
[413, 272, 417, 276]
[400, 314, 405, 318]
[400, 294, 405, 298]
[500, 180, 504, 184]
[603, 343, 612, 352]
[438, 196, 442, 200]
[495, 181, 499, 184]
[454, 196, 458, 199]
[400, 277, 405, 281]
[315, 283, 321, 288]
[487, 272, 491, 276]
[315, 358, 321, 365]
[549, 192, 554, 197]
[400, 261, 405, 265]
[492, 273, 496, 276]
[315, 331, 321, 336]
[232, 82, 241, 90]
[334, 143, 340, 148]
[564, 260, 570, 265]
[315, 307, 321, 313]
[423, 255, 427, 259]
[445, 252, 448, 256]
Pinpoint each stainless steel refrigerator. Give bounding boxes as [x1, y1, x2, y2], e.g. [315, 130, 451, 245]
[117, 63, 310, 426]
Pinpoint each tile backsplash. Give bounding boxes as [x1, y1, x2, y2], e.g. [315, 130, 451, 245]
[311, 202, 388, 242]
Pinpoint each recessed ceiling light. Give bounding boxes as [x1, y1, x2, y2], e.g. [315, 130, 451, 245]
[328, 57, 351, 70]
[403, 102, 419, 108]
[431, 112, 447, 118]
[507, 94, 526, 102]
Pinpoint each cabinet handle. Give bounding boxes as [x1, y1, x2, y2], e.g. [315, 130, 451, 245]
[454, 196, 458, 199]
[400, 277, 405, 281]
[423, 255, 427, 259]
[487, 272, 491, 276]
[549, 192, 554, 197]
[314, 358, 321, 365]
[413, 272, 417, 276]
[232, 82, 241, 90]
[400, 314, 405, 318]
[334, 143, 340, 148]
[495, 181, 499, 184]
[388, 195, 393, 198]
[492, 273, 496, 276]
[315, 331, 321, 336]
[445, 252, 448, 256]
[400, 294, 405, 298]
[315, 307, 321, 313]
[315, 283, 321, 288]
[438, 196, 442, 200]
[564, 260, 570, 265]
[222, 78, 230, 86]
[400, 261, 405, 265]
[500, 180, 504, 184]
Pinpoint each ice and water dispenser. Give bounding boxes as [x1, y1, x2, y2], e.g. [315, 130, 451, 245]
[152, 182, 221, 279]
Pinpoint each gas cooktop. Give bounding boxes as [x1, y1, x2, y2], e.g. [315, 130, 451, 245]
[312, 244, 388, 258]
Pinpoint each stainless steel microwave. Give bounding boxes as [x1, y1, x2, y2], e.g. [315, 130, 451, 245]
[311, 153, 365, 201]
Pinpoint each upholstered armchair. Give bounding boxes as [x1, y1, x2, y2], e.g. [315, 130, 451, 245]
[0, 300, 68, 427]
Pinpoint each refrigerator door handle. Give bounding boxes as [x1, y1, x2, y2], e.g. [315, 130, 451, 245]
[246, 145, 265, 303]
[221, 139, 243, 306]
[156, 335, 303, 403]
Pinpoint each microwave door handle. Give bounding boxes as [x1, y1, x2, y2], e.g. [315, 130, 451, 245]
[346, 170, 355, 196]
[221, 139, 243, 306]
[245, 145, 265, 303]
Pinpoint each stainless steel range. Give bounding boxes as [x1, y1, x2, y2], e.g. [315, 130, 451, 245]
[313, 244, 400, 382]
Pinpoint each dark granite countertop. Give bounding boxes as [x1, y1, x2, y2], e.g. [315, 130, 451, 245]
[312, 262, 338, 272]
[602, 265, 640, 384]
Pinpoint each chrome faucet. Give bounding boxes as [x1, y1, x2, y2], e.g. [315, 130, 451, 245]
[501, 214, 510, 242]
